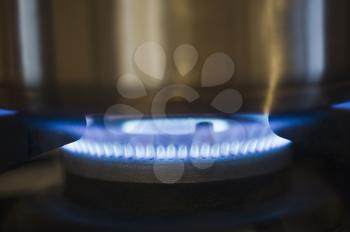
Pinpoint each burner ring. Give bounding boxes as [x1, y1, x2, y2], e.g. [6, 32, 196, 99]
[61, 115, 291, 183]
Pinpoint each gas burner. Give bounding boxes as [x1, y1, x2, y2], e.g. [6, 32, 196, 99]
[63, 116, 290, 160]
[61, 115, 291, 183]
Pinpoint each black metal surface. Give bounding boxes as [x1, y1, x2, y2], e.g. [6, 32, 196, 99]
[2, 164, 344, 232]
[0, 113, 85, 172]
[0, 114, 29, 173]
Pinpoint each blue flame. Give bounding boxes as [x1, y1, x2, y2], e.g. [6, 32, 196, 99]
[333, 101, 350, 111]
[24, 117, 86, 137]
[0, 108, 17, 117]
[63, 116, 291, 161]
[64, 136, 289, 160]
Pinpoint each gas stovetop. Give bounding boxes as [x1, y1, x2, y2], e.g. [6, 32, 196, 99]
[1, 108, 350, 232]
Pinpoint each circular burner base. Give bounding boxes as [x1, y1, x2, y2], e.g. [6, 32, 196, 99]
[64, 169, 289, 215]
[61, 147, 291, 184]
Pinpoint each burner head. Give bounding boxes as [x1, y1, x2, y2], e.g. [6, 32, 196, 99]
[62, 115, 291, 184]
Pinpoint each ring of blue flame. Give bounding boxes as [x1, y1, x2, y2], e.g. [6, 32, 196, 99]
[63, 116, 291, 161]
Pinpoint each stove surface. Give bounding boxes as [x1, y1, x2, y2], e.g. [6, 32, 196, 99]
[0, 110, 350, 231]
